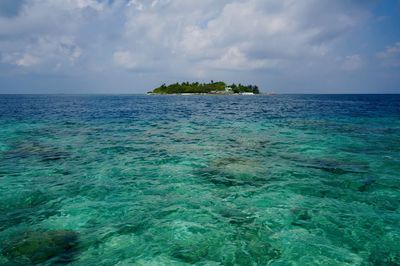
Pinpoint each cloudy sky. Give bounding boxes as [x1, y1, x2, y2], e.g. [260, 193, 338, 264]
[0, 0, 399, 93]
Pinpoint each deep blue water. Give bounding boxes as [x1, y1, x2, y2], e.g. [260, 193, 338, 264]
[0, 94, 399, 265]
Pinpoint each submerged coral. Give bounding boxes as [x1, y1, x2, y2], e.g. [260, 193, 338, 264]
[2, 230, 79, 264]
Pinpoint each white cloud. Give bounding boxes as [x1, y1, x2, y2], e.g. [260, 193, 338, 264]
[377, 42, 400, 68]
[113, 50, 138, 69]
[1, 36, 82, 71]
[342, 54, 363, 71]
[0, 0, 371, 72]
[116, 0, 371, 74]
[73, 0, 105, 11]
[127, 0, 144, 11]
[15, 54, 39, 67]
[377, 42, 400, 58]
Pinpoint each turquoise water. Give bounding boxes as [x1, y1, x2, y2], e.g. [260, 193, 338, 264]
[0, 94, 399, 265]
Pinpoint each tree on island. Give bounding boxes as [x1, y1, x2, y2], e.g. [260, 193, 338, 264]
[150, 81, 260, 94]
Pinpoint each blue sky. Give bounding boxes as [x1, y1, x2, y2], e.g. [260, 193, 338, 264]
[0, 0, 399, 94]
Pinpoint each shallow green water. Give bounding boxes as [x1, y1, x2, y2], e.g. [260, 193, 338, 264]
[0, 95, 399, 265]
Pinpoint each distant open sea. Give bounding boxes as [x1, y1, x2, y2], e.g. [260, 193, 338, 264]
[0, 94, 399, 265]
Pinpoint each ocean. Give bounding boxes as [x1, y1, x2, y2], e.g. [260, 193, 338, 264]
[0, 94, 399, 265]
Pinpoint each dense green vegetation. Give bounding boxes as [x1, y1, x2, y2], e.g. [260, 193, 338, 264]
[150, 81, 260, 94]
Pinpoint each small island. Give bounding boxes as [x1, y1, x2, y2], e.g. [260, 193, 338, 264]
[148, 81, 260, 95]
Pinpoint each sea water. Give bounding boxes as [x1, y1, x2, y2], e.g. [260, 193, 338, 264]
[0, 94, 399, 265]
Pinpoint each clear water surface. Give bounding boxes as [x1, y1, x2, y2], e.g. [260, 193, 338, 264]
[0, 94, 399, 265]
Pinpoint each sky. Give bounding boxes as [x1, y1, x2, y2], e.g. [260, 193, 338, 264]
[0, 0, 399, 94]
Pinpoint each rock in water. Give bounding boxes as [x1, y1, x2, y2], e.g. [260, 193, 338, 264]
[2, 230, 79, 264]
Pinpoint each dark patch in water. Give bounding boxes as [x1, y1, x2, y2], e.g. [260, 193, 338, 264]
[290, 208, 312, 226]
[195, 167, 266, 187]
[170, 244, 209, 264]
[283, 155, 369, 175]
[213, 157, 248, 167]
[171, 250, 204, 264]
[358, 177, 376, 192]
[4, 142, 70, 163]
[195, 168, 241, 187]
[0, 191, 59, 231]
[194, 157, 267, 187]
[368, 250, 400, 266]
[305, 159, 368, 174]
[41, 151, 70, 162]
[1, 230, 79, 264]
